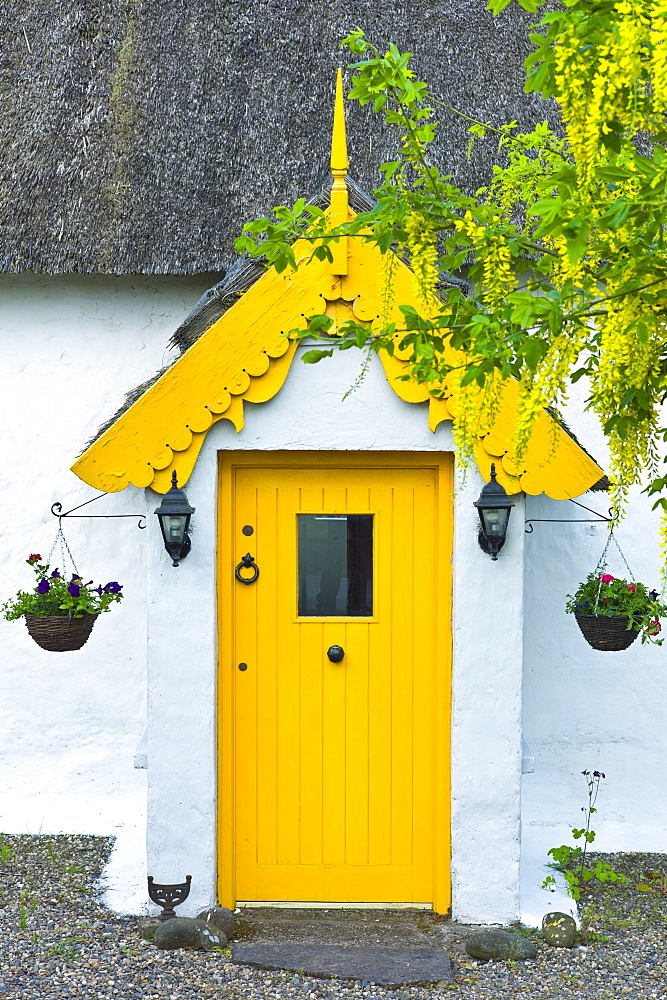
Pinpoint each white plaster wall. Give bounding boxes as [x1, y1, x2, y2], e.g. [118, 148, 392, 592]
[7, 272, 663, 926]
[145, 344, 526, 923]
[0, 273, 215, 913]
[522, 379, 667, 904]
[451, 479, 524, 923]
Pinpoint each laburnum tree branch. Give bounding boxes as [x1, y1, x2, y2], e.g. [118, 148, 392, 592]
[235, 2, 667, 554]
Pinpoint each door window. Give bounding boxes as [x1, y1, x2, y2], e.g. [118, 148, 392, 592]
[297, 514, 373, 616]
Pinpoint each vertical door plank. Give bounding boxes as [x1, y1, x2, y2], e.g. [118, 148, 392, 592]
[388, 482, 415, 868]
[343, 618, 370, 866]
[411, 476, 437, 892]
[254, 482, 280, 869]
[367, 484, 393, 867]
[234, 474, 260, 895]
[298, 619, 324, 865]
[275, 483, 301, 866]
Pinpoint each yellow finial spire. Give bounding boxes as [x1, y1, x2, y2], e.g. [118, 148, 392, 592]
[330, 68, 349, 275]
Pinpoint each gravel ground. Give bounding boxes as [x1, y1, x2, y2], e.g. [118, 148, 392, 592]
[0, 835, 666, 999]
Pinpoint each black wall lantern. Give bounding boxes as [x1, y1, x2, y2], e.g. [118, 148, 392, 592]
[474, 463, 514, 560]
[154, 471, 195, 567]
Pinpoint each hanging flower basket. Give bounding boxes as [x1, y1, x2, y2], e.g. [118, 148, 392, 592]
[2, 552, 123, 652]
[573, 612, 640, 651]
[565, 531, 666, 650]
[24, 613, 99, 652]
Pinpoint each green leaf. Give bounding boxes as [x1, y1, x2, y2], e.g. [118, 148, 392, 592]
[301, 349, 333, 364]
[600, 129, 621, 153]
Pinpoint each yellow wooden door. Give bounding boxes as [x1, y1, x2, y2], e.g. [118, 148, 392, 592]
[218, 453, 452, 910]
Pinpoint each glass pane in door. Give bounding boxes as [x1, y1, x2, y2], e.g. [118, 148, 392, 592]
[298, 514, 373, 616]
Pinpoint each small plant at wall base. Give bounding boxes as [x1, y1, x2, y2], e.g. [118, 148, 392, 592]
[566, 572, 667, 649]
[1, 554, 123, 651]
[542, 771, 628, 902]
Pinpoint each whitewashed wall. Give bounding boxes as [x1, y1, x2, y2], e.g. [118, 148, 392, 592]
[2, 273, 663, 926]
[0, 273, 214, 912]
[144, 345, 525, 924]
[521, 381, 667, 925]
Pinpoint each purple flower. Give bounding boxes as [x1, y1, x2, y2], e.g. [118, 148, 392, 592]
[50, 568, 61, 578]
[36, 578, 50, 594]
[650, 589, 659, 600]
[70, 574, 82, 582]
[94, 585, 103, 595]
[68, 582, 81, 597]
[103, 582, 122, 594]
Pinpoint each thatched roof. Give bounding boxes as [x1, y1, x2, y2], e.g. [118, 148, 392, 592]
[0, 2, 558, 275]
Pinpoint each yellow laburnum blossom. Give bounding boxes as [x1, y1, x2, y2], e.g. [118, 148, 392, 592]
[514, 327, 586, 462]
[554, 24, 594, 167]
[555, 0, 653, 179]
[405, 212, 439, 319]
[652, 1, 667, 107]
[546, 235, 590, 290]
[455, 211, 515, 308]
[379, 249, 398, 328]
[447, 366, 505, 469]
[590, 283, 663, 513]
[660, 510, 667, 585]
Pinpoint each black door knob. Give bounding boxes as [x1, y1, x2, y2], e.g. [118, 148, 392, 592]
[327, 645, 344, 663]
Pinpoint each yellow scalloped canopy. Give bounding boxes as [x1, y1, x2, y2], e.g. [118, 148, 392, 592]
[72, 74, 604, 498]
[72, 225, 605, 498]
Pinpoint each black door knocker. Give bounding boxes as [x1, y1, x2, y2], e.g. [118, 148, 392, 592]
[235, 552, 260, 584]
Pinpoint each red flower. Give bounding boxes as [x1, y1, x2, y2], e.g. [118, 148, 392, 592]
[601, 573, 615, 583]
[646, 620, 662, 636]
[27, 553, 42, 563]
[627, 584, 636, 592]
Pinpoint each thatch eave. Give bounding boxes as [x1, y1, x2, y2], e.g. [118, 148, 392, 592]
[0, 2, 560, 276]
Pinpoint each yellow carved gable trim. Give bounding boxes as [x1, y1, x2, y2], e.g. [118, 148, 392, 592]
[72, 228, 605, 499]
[71, 247, 328, 493]
[72, 75, 603, 499]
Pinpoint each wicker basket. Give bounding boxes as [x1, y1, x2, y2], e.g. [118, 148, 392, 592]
[574, 613, 639, 651]
[24, 613, 99, 652]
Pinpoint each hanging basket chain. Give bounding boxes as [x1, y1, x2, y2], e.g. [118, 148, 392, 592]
[46, 518, 80, 580]
[592, 530, 635, 614]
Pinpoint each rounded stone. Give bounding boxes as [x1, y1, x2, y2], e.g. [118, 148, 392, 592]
[153, 916, 227, 950]
[465, 929, 538, 961]
[542, 911, 577, 948]
[196, 905, 236, 940]
[137, 917, 160, 941]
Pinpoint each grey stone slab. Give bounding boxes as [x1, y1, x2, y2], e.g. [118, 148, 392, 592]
[232, 942, 453, 985]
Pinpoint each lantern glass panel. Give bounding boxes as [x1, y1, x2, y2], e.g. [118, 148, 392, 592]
[167, 515, 185, 541]
[480, 508, 509, 535]
[480, 507, 510, 537]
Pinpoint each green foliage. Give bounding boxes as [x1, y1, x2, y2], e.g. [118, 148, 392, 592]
[565, 572, 667, 643]
[18, 888, 39, 930]
[0, 836, 15, 864]
[234, 3, 667, 551]
[1, 554, 124, 621]
[542, 771, 628, 901]
[234, 200, 330, 273]
[48, 937, 84, 962]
